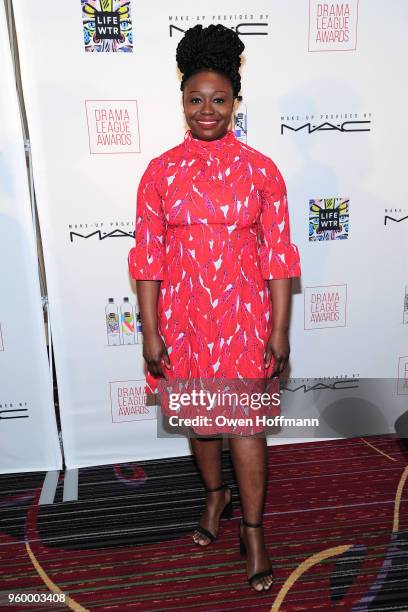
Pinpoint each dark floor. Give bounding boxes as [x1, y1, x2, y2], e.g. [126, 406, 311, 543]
[0, 435, 407, 610]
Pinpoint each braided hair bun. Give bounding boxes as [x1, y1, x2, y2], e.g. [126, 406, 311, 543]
[176, 24, 245, 100]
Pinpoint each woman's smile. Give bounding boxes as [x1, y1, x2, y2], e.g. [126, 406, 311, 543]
[197, 119, 217, 127]
[196, 119, 219, 128]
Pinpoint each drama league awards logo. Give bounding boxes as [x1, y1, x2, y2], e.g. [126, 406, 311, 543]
[304, 285, 347, 329]
[397, 357, 408, 395]
[309, 197, 349, 241]
[308, 1, 359, 52]
[81, 0, 133, 53]
[85, 100, 140, 154]
[110, 380, 156, 422]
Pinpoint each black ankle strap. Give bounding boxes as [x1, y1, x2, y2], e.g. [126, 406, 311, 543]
[205, 483, 226, 493]
[242, 518, 263, 528]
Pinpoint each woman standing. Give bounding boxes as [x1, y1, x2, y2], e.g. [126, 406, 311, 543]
[128, 24, 301, 592]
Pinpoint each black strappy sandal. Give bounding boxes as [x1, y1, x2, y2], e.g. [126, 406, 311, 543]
[193, 484, 233, 545]
[238, 518, 274, 591]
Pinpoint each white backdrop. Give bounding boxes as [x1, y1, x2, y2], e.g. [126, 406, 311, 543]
[0, 1, 62, 474]
[12, 0, 408, 468]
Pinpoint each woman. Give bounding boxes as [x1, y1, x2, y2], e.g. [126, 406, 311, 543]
[128, 24, 301, 592]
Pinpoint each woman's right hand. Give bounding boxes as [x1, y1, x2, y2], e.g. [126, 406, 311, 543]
[143, 331, 171, 378]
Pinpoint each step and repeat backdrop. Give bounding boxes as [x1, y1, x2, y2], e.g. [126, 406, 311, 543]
[11, 0, 408, 468]
[0, 2, 62, 473]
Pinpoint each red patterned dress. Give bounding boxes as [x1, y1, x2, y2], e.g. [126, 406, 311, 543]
[128, 129, 301, 434]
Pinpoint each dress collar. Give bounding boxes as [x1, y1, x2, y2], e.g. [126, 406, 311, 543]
[183, 129, 240, 159]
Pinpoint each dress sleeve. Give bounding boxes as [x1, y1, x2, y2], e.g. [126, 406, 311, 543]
[128, 158, 166, 280]
[258, 160, 301, 280]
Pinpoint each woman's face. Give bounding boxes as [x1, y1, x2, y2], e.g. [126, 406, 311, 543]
[182, 70, 235, 141]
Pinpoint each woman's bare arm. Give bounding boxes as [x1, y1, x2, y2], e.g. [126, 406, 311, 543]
[264, 278, 292, 376]
[136, 280, 171, 377]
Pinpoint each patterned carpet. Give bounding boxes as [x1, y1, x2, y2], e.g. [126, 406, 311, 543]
[0, 435, 407, 611]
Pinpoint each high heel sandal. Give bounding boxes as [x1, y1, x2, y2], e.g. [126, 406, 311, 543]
[238, 518, 274, 591]
[193, 484, 233, 545]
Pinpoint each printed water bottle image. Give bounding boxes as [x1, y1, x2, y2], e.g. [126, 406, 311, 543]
[233, 102, 247, 144]
[121, 297, 135, 345]
[106, 298, 120, 346]
[404, 285, 408, 324]
[136, 311, 143, 344]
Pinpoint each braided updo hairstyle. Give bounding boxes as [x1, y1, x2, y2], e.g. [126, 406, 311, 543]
[176, 24, 245, 101]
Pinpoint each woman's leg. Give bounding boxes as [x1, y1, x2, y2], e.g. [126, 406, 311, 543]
[229, 435, 273, 591]
[190, 437, 231, 545]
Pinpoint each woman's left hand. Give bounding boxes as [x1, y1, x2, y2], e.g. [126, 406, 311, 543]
[264, 329, 290, 378]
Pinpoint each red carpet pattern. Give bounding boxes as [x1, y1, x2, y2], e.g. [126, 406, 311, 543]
[0, 435, 407, 610]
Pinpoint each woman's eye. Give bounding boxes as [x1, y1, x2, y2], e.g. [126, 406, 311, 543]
[189, 97, 225, 104]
